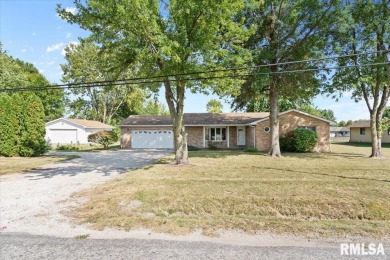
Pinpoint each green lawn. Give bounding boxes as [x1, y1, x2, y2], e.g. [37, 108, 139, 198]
[69, 143, 390, 239]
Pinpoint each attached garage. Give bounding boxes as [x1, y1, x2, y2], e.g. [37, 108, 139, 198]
[132, 130, 174, 149]
[45, 118, 114, 145]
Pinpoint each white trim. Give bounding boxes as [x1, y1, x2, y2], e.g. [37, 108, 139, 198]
[185, 124, 248, 127]
[119, 124, 173, 127]
[119, 124, 249, 127]
[227, 126, 230, 148]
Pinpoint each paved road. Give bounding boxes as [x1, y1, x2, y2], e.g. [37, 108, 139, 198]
[2, 233, 388, 260]
[0, 149, 171, 236]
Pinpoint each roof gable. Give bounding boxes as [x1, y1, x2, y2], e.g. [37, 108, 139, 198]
[250, 109, 333, 125]
[46, 118, 113, 129]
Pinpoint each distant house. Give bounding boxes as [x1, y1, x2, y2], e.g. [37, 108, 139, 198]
[349, 120, 390, 143]
[119, 109, 331, 152]
[330, 127, 350, 137]
[45, 118, 114, 145]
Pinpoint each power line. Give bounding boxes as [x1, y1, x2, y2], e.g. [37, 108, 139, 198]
[1, 50, 387, 92]
[2, 61, 388, 93]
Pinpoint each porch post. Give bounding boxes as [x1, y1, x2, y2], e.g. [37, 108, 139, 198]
[227, 126, 230, 148]
[253, 126, 256, 148]
[203, 126, 205, 148]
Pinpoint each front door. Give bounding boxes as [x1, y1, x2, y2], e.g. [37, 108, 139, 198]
[237, 127, 246, 146]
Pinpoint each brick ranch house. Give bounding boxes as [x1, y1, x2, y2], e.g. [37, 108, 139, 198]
[119, 109, 331, 152]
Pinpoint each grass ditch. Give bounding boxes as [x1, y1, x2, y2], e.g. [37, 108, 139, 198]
[67, 143, 390, 239]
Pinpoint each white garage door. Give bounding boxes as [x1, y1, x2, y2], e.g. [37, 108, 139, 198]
[132, 130, 173, 149]
[49, 129, 78, 144]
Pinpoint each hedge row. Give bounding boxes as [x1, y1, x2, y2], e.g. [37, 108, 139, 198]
[0, 93, 48, 157]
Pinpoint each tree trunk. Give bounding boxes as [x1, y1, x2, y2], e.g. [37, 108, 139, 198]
[268, 81, 281, 157]
[369, 115, 381, 158]
[157, 58, 188, 165]
[163, 79, 188, 165]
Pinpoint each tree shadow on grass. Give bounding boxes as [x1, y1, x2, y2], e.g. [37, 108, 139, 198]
[254, 166, 390, 183]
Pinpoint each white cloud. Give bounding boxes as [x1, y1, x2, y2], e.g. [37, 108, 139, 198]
[65, 32, 72, 39]
[65, 7, 77, 15]
[39, 69, 45, 74]
[32, 32, 36, 36]
[46, 42, 65, 52]
[61, 41, 79, 56]
[21, 48, 27, 53]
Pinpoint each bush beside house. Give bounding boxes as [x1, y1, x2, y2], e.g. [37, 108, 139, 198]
[88, 130, 118, 149]
[280, 128, 318, 153]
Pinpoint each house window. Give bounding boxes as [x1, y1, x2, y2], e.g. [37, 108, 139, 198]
[298, 126, 316, 131]
[205, 127, 226, 141]
[360, 128, 365, 135]
[264, 126, 270, 133]
[388, 128, 390, 135]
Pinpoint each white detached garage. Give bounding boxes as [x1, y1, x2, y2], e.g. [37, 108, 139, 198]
[45, 118, 114, 145]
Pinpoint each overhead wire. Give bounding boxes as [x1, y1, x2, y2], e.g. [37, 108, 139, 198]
[0, 50, 389, 93]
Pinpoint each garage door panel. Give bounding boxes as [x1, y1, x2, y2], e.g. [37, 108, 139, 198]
[50, 129, 78, 144]
[132, 130, 173, 149]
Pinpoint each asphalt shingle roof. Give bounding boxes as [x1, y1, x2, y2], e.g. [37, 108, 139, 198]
[66, 118, 113, 128]
[349, 120, 371, 128]
[119, 113, 270, 126]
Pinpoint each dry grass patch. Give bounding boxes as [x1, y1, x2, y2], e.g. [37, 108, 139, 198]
[0, 155, 79, 175]
[69, 143, 390, 238]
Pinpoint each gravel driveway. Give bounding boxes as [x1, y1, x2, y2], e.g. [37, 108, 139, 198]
[0, 149, 171, 237]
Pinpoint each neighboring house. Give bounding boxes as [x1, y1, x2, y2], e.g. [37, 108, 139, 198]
[119, 109, 331, 152]
[349, 120, 390, 143]
[45, 118, 114, 145]
[330, 127, 350, 137]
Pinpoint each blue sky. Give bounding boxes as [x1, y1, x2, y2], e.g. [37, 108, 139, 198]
[1, 0, 383, 122]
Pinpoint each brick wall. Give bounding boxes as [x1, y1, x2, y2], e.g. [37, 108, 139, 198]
[254, 111, 330, 152]
[246, 126, 255, 147]
[186, 126, 203, 147]
[229, 126, 237, 147]
[120, 126, 173, 149]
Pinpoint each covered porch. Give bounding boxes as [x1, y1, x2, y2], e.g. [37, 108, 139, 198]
[186, 125, 257, 149]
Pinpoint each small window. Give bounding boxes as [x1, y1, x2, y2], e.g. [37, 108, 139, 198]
[387, 128, 390, 135]
[360, 128, 365, 135]
[264, 126, 270, 133]
[298, 126, 316, 131]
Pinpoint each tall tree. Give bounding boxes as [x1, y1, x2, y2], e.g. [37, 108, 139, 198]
[239, 0, 338, 157]
[0, 94, 19, 156]
[58, 0, 248, 164]
[136, 98, 170, 116]
[0, 44, 65, 121]
[61, 41, 146, 124]
[206, 99, 223, 113]
[383, 107, 390, 119]
[18, 94, 47, 156]
[328, 0, 389, 158]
